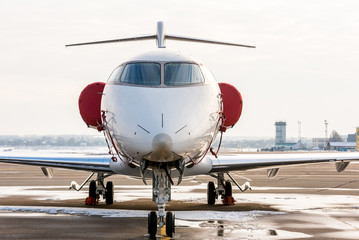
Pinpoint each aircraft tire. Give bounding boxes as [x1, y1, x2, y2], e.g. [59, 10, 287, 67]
[166, 211, 175, 237]
[207, 181, 216, 205]
[225, 180, 232, 197]
[105, 181, 114, 205]
[89, 180, 97, 198]
[148, 211, 157, 239]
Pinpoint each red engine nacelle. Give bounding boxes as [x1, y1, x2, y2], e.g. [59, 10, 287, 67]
[218, 82, 243, 130]
[78, 82, 106, 130]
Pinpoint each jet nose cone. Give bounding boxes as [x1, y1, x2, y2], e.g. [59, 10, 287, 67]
[149, 133, 176, 162]
[152, 133, 173, 152]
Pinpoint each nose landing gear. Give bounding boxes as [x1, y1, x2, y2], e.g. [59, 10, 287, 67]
[147, 164, 177, 239]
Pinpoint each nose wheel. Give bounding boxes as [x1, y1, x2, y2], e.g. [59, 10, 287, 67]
[147, 211, 175, 239]
[148, 211, 157, 239]
[166, 211, 175, 237]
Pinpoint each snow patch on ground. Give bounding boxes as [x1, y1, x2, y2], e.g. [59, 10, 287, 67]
[1, 206, 308, 239]
[0, 205, 283, 222]
[1, 185, 358, 212]
[0, 206, 149, 218]
[236, 193, 359, 211]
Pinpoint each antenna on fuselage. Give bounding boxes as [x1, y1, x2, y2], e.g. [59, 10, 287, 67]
[65, 21, 256, 49]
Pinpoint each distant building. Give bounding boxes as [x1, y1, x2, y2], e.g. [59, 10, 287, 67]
[312, 138, 326, 149]
[347, 134, 356, 142]
[275, 121, 286, 145]
[328, 142, 356, 151]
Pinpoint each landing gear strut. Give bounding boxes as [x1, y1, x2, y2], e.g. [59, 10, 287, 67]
[146, 162, 179, 239]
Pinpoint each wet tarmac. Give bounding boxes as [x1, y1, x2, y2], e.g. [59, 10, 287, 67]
[0, 158, 359, 239]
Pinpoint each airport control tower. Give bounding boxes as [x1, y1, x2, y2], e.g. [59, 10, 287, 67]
[275, 121, 287, 144]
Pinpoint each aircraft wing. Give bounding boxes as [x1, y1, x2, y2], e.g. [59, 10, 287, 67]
[2, 150, 359, 176]
[0, 151, 113, 173]
[209, 152, 359, 173]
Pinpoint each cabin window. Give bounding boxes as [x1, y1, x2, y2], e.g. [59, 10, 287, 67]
[164, 63, 204, 86]
[120, 62, 161, 86]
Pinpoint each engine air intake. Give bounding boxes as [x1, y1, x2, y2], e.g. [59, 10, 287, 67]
[218, 83, 243, 129]
[78, 82, 105, 130]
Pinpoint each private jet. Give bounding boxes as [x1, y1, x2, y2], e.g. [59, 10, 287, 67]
[1, 22, 359, 239]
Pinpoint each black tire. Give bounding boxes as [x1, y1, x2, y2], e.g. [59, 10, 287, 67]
[225, 181, 232, 197]
[148, 211, 157, 239]
[207, 181, 216, 205]
[172, 213, 175, 234]
[89, 180, 97, 198]
[105, 181, 114, 205]
[166, 211, 175, 237]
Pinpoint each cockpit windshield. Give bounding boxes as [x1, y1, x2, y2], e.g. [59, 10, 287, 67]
[164, 63, 204, 86]
[108, 65, 123, 83]
[120, 62, 161, 86]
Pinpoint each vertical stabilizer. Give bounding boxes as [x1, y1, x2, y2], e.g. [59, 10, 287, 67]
[156, 21, 166, 48]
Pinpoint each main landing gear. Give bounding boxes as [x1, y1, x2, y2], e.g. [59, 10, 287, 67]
[69, 173, 113, 205]
[207, 173, 251, 205]
[86, 173, 113, 205]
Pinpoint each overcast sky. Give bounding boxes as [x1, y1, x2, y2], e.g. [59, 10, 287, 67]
[1, 0, 358, 138]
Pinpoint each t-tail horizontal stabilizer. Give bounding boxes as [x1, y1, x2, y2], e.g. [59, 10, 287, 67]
[66, 21, 256, 49]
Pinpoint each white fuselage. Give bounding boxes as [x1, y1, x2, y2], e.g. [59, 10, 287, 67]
[101, 49, 222, 166]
